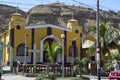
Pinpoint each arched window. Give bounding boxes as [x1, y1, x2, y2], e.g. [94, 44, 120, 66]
[69, 46, 78, 57]
[17, 44, 27, 56]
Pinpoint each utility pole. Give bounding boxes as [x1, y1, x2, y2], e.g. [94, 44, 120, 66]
[96, 0, 101, 80]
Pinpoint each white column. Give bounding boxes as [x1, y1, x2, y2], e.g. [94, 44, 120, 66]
[33, 44, 36, 65]
[57, 54, 60, 62]
[61, 34, 65, 77]
[40, 41, 43, 62]
[24, 45, 27, 64]
[24, 34, 27, 64]
[28, 43, 40, 64]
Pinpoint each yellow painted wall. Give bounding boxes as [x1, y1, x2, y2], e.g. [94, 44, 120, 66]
[25, 29, 32, 56]
[66, 19, 82, 58]
[35, 28, 47, 49]
[9, 13, 26, 56]
[0, 12, 84, 63]
[14, 29, 25, 56]
[9, 13, 25, 29]
[5, 32, 10, 63]
[66, 29, 82, 57]
[34, 28, 47, 57]
[0, 31, 10, 63]
[52, 28, 64, 41]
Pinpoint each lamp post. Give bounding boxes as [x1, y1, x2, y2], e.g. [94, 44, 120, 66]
[61, 34, 65, 77]
[96, 0, 101, 80]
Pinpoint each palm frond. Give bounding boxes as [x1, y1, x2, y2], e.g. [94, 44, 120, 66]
[88, 44, 96, 55]
[43, 41, 62, 63]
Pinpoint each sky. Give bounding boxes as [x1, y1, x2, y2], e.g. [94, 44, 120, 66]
[0, 0, 120, 12]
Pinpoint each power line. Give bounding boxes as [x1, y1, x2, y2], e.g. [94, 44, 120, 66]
[72, 0, 96, 9]
[36, 0, 55, 4]
[0, 1, 36, 6]
[72, 0, 118, 12]
[0, 0, 118, 12]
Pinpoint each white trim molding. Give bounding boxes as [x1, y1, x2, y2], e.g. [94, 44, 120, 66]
[25, 24, 71, 32]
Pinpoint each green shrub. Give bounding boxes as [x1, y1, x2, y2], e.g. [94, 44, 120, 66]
[47, 72, 56, 80]
[35, 74, 46, 80]
[35, 72, 56, 80]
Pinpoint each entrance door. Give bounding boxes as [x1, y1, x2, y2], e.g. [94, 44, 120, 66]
[43, 38, 54, 62]
[43, 51, 49, 62]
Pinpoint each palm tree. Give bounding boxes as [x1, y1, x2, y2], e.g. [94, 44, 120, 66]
[86, 21, 120, 57]
[99, 21, 120, 57]
[72, 57, 89, 76]
[105, 51, 120, 72]
[88, 44, 96, 55]
[84, 21, 120, 72]
[105, 53, 114, 72]
[43, 41, 62, 64]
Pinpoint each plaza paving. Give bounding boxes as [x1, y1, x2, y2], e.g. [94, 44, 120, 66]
[1, 74, 35, 80]
[1, 74, 109, 80]
[89, 76, 108, 80]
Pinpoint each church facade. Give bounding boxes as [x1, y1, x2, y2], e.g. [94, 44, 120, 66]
[0, 12, 83, 64]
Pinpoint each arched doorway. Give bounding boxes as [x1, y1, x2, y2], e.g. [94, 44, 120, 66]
[40, 35, 60, 63]
[43, 38, 55, 62]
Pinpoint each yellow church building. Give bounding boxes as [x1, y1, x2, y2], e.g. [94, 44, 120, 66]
[0, 12, 83, 64]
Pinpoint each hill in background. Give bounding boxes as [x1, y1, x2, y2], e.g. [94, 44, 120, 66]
[0, 3, 120, 34]
[0, 4, 26, 33]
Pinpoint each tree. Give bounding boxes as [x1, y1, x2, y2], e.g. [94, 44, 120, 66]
[85, 21, 120, 72]
[88, 44, 96, 55]
[99, 21, 120, 56]
[72, 57, 89, 76]
[87, 21, 120, 57]
[104, 53, 114, 72]
[105, 51, 120, 72]
[43, 41, 62, 64]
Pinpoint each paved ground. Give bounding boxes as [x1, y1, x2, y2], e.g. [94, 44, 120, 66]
[1, 74, 109, 80]
[1, 74, 35, 80]
[89, 76, 108, 80]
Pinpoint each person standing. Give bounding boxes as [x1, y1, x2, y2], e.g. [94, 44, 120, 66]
[114, 61, 120, 71]
[17, 61, 21, 72]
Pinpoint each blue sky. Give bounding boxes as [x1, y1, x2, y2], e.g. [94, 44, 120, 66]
[0, 0, 120, 12]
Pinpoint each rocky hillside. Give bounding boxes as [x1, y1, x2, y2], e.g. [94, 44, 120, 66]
[0, 3, 120, 34]
[27, 3, 120, 32]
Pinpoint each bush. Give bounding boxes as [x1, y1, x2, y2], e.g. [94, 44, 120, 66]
[36, 72, 56, 80]
[36, 74, 46, 80]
